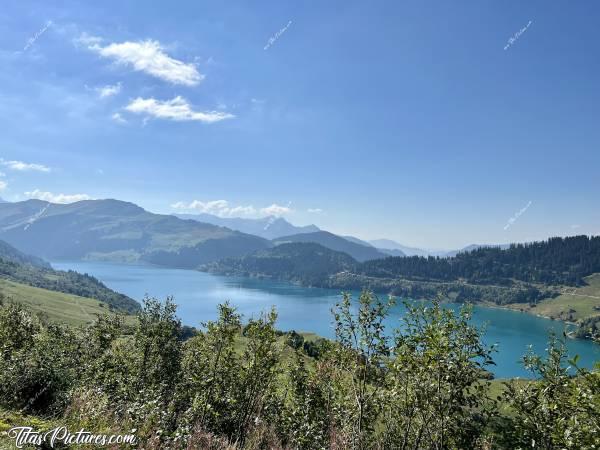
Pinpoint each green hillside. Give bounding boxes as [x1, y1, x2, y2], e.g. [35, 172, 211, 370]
[201, 242, 357, 285]
[0, 279, 133, 327]
[0, 239, 49, 268]
[0, 199, 271, 269]
[273, 231, 388, 262]
[0, 238, 139, 313]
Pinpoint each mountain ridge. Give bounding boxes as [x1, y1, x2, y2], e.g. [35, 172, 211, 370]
[175, 213, 320, 240]
[273, 231, 389, 262]
[0, 199, 271, 269]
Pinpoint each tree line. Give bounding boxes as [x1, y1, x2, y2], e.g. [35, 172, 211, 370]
[358, 235, 600, 286]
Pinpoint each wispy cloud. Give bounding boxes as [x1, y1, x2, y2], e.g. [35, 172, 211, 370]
[0, 159, 51, 172]
[111, 112, 127, 123]
[80, 35, 203, 86]
[261, 203, 292, 216]
[504, 201, 532, 230]
[95, 82, 122, 98]
[171, 200, 293, 218]
[0, 181, 7, 192]
[25, 189, 92, 204]
[124, 96, 234, 123]
[171, 200, 256, 217]
[307, 208, 323, 214]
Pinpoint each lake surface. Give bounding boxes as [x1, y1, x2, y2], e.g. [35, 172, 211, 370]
[53, 260, 600, 379]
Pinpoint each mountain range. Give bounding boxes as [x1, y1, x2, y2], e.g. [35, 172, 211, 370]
[0, 198, 512, 271]
[175, 213, 320, 239]
[0, 199, 270, 269]
[368, 239, 511, 258]
[368, 239, 430, 257]
[274, 231, 389, 262]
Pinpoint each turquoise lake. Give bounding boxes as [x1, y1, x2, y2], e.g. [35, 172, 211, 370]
[52, 260, 600, 379]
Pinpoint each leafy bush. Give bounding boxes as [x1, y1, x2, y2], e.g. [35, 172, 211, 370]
[0, 290, 598, 449]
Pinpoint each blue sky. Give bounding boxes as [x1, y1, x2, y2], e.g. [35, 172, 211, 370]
[1, 0, 599, 249]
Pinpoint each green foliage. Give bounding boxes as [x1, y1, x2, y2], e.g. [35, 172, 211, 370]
[1, 290, 599, 449]
[181, 302, 243, 437]
[501, 335, 600, 449]
[280, 351, 329, 450]
[576, 315, 600, 341]
[328, 291, 393, 449]
[0, 301, 81, 415]
[379, 299, 497, 449]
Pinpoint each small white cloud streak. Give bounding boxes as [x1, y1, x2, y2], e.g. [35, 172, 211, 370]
[0, 181, 7, 191]
[504, 201, 532, 230]
[307, 208, 323, 213]
[124, 96, 234, 123]
[111, 112, 127, 123]
[25, 189, 92, 204]
[1, 159, 51, 172]
[81, 35, 203, 86]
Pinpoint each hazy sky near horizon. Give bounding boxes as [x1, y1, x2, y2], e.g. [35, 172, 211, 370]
[1, 1, 599, 249]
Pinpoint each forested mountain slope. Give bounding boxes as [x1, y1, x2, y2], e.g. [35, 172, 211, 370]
[0, 239, 139, 313]
[273, 231, 388, 262]
[0, 199, 270, 269]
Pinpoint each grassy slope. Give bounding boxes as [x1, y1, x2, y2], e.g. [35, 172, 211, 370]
[0, 279, 135, 327]
[507, 273, 600, 323]
[0, 408, 58, 449]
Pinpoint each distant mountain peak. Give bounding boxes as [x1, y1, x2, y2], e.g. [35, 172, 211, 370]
[174, 212, 320, 239]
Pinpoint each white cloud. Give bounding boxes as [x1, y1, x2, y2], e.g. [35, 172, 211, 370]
[307, 208, 323, 213]
[124, 96, 234, 123]
[111, 112, 127, 123]
[0, 181, 7, 191]
[172, 200, 294, 218]
[0, 159, 50, 172]
[82, 36, 203, 86]
[96, 83, 121, 98]
[25, 189, 92, 204]
[171, 200, 256, 217]
[75, 32, 102, 48]
[260, 203, 293, 216]
[571, 224, 581, 229]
